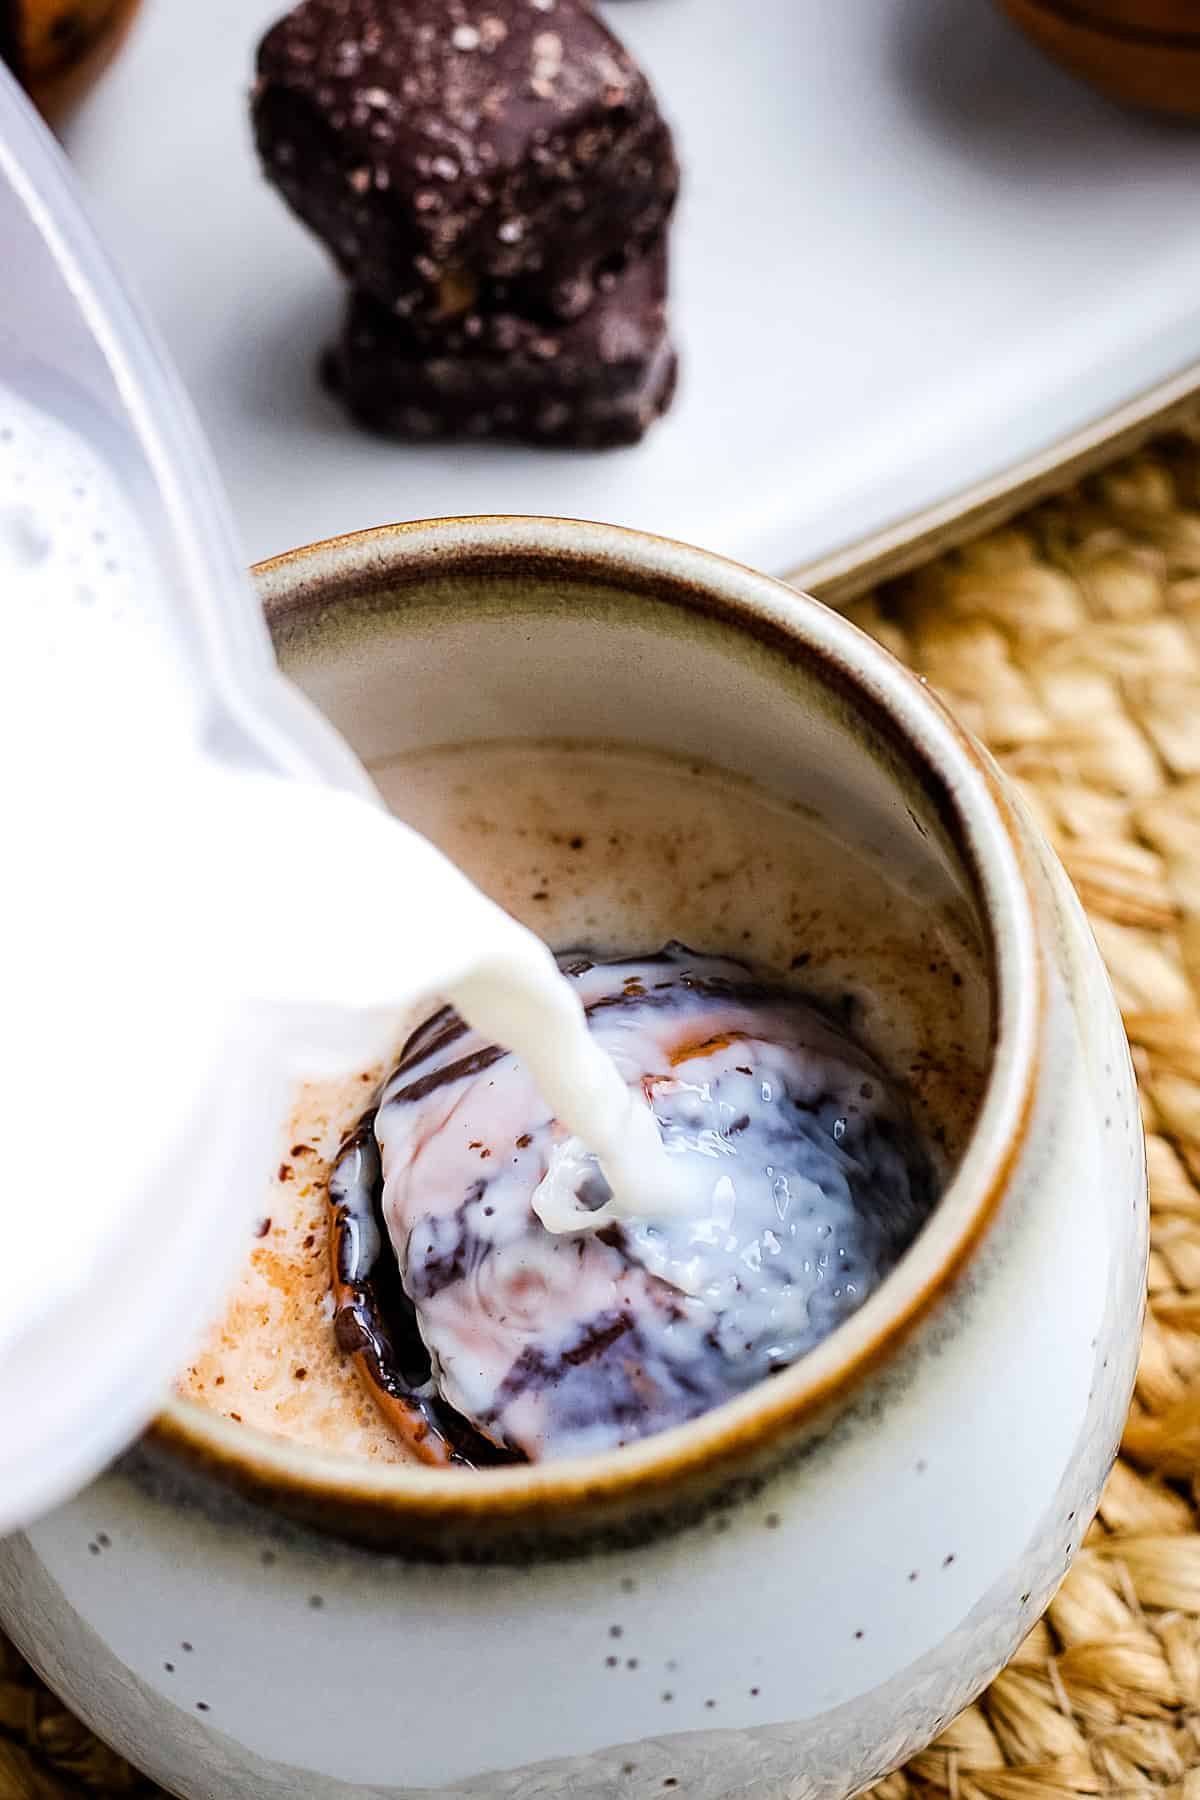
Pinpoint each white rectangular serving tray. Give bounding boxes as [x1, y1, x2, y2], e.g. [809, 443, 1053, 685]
[67, 0, 1200, 594]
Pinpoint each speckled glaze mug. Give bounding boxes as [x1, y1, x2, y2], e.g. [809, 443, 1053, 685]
[0, 519, 1147, 1799]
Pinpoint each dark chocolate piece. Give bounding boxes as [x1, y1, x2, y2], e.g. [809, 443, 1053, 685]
[252, 0, 678, 323]
[323, 241, 677, 447]
[328, 1113, 520, 1467]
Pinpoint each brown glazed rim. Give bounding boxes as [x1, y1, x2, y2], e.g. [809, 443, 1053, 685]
[1002, 0, 1200, 50]
[151, 516, 1043, 1545]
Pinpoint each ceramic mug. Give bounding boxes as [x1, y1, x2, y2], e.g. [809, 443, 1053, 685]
[0, 518, 1147, 1799]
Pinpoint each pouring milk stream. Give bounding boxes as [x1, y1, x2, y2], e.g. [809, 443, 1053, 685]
[1, 376, 689, 1519]
[0, 74, 686, 1534]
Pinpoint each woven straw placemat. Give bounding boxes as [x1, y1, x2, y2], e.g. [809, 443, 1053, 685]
[8, 429, 1200, 1799]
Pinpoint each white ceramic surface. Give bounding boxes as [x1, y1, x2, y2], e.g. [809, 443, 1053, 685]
[0, 522, 1147, 1799]
[64, 0, 1200, 579]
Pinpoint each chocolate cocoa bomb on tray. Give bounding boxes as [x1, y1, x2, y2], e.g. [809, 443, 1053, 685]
[323, 243, 676, 447]
[251, 0, 679, 325]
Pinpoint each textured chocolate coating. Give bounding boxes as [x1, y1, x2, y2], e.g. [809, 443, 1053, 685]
[252, 0, 679, 323]
[323, 241, 676, 447]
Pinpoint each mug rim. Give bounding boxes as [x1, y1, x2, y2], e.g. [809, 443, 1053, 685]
[151, 514, 1043, 1544]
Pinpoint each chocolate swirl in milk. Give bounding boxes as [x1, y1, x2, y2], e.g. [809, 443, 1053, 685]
[330, 946, 939, 1465]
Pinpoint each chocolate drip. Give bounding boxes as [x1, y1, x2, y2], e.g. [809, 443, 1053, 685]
[328, 1114, 520, 1468]
[387, 1043, 508, 1109]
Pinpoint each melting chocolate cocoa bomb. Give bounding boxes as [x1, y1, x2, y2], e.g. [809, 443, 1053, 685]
[330, 947, 939, 1466]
